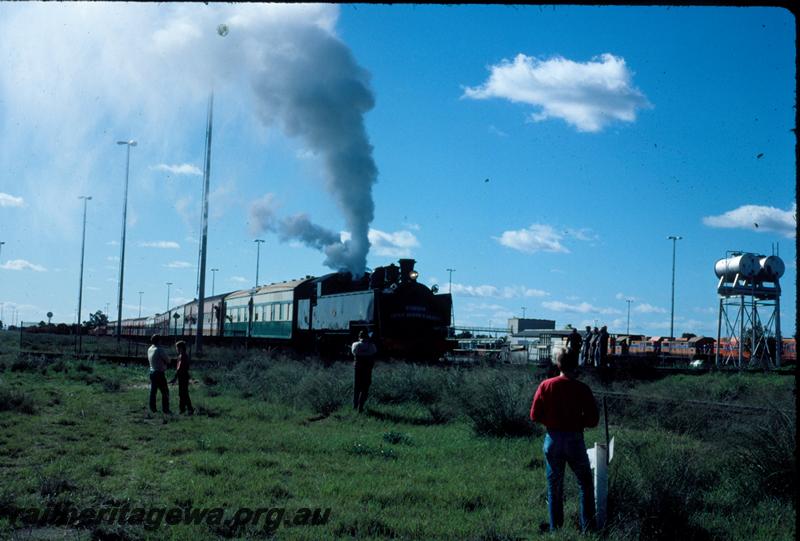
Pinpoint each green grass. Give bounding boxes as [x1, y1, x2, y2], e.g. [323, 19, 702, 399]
[0, 332, 795, 540]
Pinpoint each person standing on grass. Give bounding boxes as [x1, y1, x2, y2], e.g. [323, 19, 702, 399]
[169, 340, 194, 415]
[147, 334, 171, 414]
[530, 349, 599, 533]
[351, 330, 377, 413]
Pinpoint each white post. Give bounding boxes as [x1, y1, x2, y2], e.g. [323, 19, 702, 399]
[594, 442, 608, 529]
[587, 437, 614, 531]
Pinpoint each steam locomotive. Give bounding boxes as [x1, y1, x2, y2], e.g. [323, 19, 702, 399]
[115, 258, 455, 360]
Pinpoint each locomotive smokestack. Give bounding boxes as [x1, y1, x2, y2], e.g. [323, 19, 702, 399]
[398, 258, 417, 283]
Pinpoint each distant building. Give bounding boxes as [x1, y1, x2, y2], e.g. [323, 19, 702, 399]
[507, 317, 555, 334]
[507, 317, 566, 364]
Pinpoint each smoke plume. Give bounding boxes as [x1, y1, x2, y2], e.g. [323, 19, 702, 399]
[244, 13, 378, 274]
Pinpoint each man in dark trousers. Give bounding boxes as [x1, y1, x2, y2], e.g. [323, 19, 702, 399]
[530, 349, 599, 533]
[351, 330, 377, 413]
[579, 326, 592, 366]
[589, 326, 600, 367]
[565, 327, 582, 362]
[169, 341, 194, 415]
[147, 334, 171, 414]
[597, 326, 611, 383]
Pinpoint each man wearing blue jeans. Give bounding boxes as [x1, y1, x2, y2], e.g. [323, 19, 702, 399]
[147, 334, 171, 414]
[530, 349, 599, 532]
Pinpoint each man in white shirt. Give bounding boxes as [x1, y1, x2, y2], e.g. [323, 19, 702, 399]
[147, 334, 171, 414]
[351, 330, 377, 413]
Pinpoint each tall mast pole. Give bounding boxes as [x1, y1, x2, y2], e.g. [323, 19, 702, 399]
[196, 93, 214, 355]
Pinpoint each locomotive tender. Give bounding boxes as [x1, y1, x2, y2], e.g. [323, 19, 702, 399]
[117, 258, 454, 359]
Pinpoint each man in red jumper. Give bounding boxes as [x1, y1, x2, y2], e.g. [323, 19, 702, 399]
[530, 349, 599, 533]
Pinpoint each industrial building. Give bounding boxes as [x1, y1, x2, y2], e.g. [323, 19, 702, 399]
[507, 318, 568, 364]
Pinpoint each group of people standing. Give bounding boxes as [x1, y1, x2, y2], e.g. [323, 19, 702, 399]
[565, 325, 610, 369]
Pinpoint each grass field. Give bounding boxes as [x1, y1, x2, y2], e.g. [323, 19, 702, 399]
[0, 332, 795, 540]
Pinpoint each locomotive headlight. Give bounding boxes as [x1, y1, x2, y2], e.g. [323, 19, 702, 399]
[409, 271, 419, 281]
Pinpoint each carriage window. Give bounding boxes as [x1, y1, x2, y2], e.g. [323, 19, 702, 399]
[287, 303, 293, 321]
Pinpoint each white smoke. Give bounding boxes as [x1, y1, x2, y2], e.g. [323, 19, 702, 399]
[0, 4, 377, 270]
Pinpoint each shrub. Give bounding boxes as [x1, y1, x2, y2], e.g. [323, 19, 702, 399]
[371, 363, 445, 405]
[0, 387, 37, 414]
[607, 431, 716, 540]
[460, 371, 540, 438]
[11, 356, 47, 373]
[735, 408, 796, 499]
[298, 368, 347, 416]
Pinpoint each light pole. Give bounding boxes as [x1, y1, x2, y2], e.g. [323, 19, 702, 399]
[521, 307, 527, 318]
[668, 235, 682, 339]
[76, 195, 91, 355]
[166, 282, 173, 313]
[446, 268, 455, 294]
[626, 299, 633, 334]
[116, 139, 137, 341]
[0, 240, 5, 262]
[138, 291, 144, 317]
[211, 268, 219, 296]
[254, 239, 265, 287]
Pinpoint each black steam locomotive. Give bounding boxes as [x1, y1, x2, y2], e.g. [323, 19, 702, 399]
[117, 259, 455, 360]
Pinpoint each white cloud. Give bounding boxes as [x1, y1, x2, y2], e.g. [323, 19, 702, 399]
[230, 276, 248, 284]
[368, 229, 419, 258]
[0, 192, 24, 207]
[106, 256, 119, 262]
[450, 282, 548, 299]
[340, 229, 421, 258]
[634, 303, 667, 314]
[165, 261, 193, 269]
[138, 241, 180, 249]
[464, 53, 651, 132]
[495, 224, 568, 254]
[1, 259, 46, 272]
[542, 300, 621, 315]
[615, 293, 639, 301]
[702, 203, 796, 238]
[151, 163, 203, 176]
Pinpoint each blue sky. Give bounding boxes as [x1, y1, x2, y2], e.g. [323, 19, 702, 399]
[0, 4, 795, 337]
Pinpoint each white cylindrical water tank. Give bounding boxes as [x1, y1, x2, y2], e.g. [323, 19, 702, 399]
[714, 253, 760, 280]
[756, 255, 785, 281]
